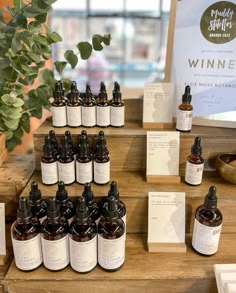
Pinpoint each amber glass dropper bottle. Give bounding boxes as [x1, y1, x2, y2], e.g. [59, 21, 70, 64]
[67, 81, 81, 127]
[192, 186, 223, 256]
[41, 136, 58, 185]
[51, 81, 67, 127]
[98, 196, 125, 271]
[41, 197, 69, 271]
[69, 197, 97, 273]
[81, 84, 96, 127]
[11, 197, 42, 271]
[110, 82, 125, 127]
[176, 85, 193, 132]
[96, 82, 110, 127]
[185, 136, 204, 186]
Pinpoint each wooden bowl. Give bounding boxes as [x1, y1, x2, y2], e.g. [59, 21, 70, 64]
[216, 153, 236, 184]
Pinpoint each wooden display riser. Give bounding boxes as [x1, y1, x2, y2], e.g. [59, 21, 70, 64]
[24, 170, 236, 235]
[33, 119, 236, 175]
[6, 233, 236, 293]
[0, 154, 35, 222]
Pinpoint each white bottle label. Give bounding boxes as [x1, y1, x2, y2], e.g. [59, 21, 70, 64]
[51, 106, 67, 127]
[41, 161, 58, 185]
[94, 161, 110, 184]
[185, 161, 204, 185]
[98, 233, 125, 270]
[82, 106, 96, 127]
[69, 235, 97, 272]
[76, 161, 93, 184]
[176, 109, 192, 131]
[66, 106, 81, 127]
[41, 235, 69, 270]
[12, 233, 42, 271]
[110, 106, 125, 127]
[96, 105, 110, 126]
[192, 219, 222, 255]
[58, 161, 75, 184]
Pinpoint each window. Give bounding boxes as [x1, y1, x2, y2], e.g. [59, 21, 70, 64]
[51, 0, 171, 95]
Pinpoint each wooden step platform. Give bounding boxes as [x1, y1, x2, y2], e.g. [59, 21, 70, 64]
[23, 170, 236, 234]
[33, 119, 236, 175]
[6, 233, 236, 293]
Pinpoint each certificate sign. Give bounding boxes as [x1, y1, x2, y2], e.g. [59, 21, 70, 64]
[171, 0, 236, 118]
[148, 192, 186, 253]
[143, 83, 174, 128]
[146, 131, 180, 180]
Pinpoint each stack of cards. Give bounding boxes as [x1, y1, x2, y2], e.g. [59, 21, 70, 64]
[214, 264, 236, 293]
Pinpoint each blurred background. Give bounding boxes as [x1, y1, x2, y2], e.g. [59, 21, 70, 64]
[51, 0, 171, 95]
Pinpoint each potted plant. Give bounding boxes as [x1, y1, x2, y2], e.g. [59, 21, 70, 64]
[0, 0, 111, 151]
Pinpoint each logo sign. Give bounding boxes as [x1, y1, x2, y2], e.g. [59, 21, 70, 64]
[200, 1, 236, 44]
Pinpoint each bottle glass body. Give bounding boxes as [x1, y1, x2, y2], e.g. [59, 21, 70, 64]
[176, 102, 193, 132]
[192, 205, 222, 256]
[30, 199, 47, 224]
[41, 217, 69, 271]
[58, 154, 75, 185]
[98, 217, 125, 271]
[82, 97, 96, 127]
[69, 220, 97, 273]
[41, 154, 58, 185]
[67, 99, 81, 127]
[76, 154, 93, 184]
[96, 99, 110, 127]
[94, 153, 110, 185]
[185, 154, 204, 186]
[51, 99, 67, 127]
[110, 99, 125, 127]
[11, 217, 42, 271]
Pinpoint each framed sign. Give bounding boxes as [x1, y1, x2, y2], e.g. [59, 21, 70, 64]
[165, 0, 236, 128]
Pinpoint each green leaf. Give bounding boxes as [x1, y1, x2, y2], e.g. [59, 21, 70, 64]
[0, 67, 18, 82]
[102, 34, 111, 45]
[11, 34, 21, 53]
[6, 130, 13, 140]
[49, 32, 62, 43]
[27, 52, 41, 63]
[3, 118, 20, 130]
[92, 34, 103, 51]
[39, 68, 55, 89]
[42, 52, 51, 59]
[0, 58, 10, 69]
[54, 61, 67, 75]
[21, 113, 30, 133]
[32, 34, 49, 46]
[77, 42, 92, 60]
[24, 73, 38, 85]
[28, 21, 42, 33]
[35, 13, 47, 23]
[64, 50, 78, 69]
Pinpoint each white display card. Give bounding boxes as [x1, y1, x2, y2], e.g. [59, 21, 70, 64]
[148, 192, 186, 253]
[0, 203, 6, 256]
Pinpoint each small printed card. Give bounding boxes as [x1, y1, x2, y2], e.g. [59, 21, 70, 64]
[148, 192, 186, 253]
[146, 131, 180, 176]
[214, 264, 236, 293]
[143, 82, 174, 125]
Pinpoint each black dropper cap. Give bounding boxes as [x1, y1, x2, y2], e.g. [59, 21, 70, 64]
[47, 197, 60, 219]
[191, 136, 202, 156]
[99, 82, 107, 99]
[79, 136, 89, 154]
[70, 81, 79, 99]
[85, 84, 93, 98]
[48, 130, 58, 147]
[17, 197, 31, 220]
[60, 137, 71, 158]
[204, 186, 217, 208]
[54, 81, 62, 99]
[82, 182, 94, 203]
[29, 181, 41, 202]
[113, 82, 121, 99]
[108, 181, 119, 200]
[56, 181, 68, 201]
[182, 85, 192, 103]
[43, 136, 53, 155]
[76, 197, 89, 223]
[106, 196, 118, 220]
[58, 80, 64, 96]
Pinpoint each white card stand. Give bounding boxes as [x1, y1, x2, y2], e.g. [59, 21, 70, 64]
[148, 192, 186, 253]
[0, 203, 7, 265]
